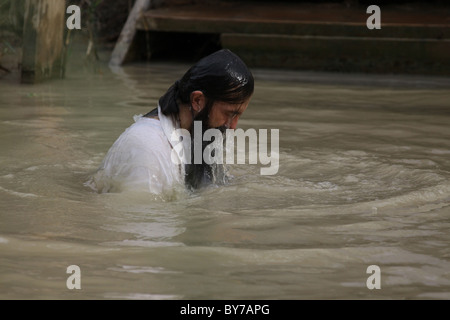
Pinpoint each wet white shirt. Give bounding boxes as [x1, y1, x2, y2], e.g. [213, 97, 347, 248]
[88, 106, 185, 194]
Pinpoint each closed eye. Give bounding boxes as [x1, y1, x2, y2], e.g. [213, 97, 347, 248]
[229, 111, 241, 118]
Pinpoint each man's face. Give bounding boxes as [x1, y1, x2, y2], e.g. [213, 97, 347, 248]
[207, 99, 250, 130]
[185, 98, 251, 189]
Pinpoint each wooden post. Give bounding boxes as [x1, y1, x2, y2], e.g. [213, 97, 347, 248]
[21, 0, 66, 84]
[109, 0, 152, 67]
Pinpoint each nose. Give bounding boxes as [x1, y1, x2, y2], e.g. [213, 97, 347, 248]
[227, 115, 239, 130]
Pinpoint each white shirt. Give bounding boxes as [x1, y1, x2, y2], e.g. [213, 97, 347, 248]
[88, 106, 185, 194]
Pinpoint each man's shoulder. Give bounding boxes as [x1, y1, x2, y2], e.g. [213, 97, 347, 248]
[127, 116, 164, 137]
[110, 116, 168, 152]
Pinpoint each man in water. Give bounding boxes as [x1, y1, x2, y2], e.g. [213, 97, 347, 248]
[89, 49, 254, 194]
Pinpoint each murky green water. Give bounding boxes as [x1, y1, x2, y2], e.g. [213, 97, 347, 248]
[1, 60, 449, 299]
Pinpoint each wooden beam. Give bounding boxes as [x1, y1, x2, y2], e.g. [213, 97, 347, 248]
[21, 0, 65, 84]
[109, 0, 152, 67]
[137, 3, 450, 39]
[222, 33, 450, 74]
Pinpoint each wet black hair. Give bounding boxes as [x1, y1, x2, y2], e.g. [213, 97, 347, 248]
[148, 49, 254, 117]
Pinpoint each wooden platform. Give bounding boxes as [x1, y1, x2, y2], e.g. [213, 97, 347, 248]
[128, 2, 450, 74]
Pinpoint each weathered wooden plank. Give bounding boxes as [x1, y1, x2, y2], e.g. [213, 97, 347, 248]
[21, 0, 65, 84]
[222, 33, 450, 74]
[109, 0, 152, 66]
[137, 3, 450, 39]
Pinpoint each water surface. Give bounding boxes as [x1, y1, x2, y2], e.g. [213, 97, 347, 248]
[1, 62, 449, 299]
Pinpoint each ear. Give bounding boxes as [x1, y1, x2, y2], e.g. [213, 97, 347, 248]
[190, 91, 206, 113]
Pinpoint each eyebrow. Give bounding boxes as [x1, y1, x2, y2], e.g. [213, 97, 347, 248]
[229, 105, 243, 114]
